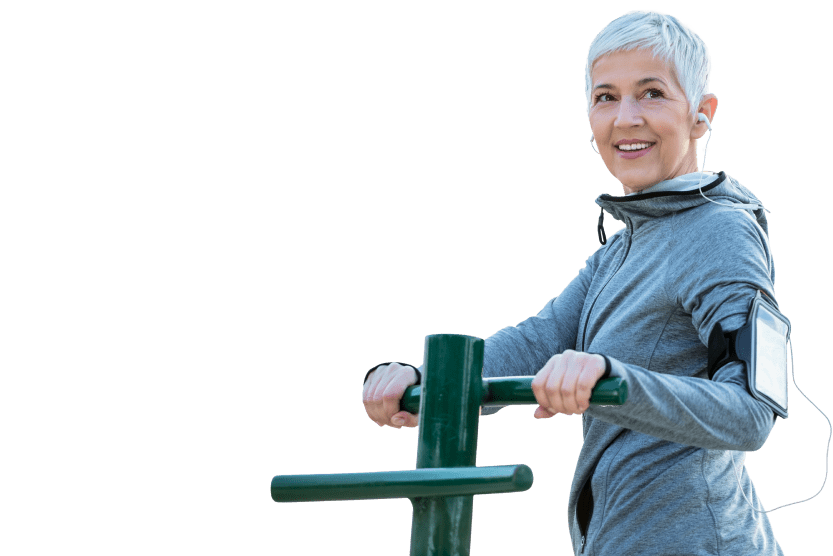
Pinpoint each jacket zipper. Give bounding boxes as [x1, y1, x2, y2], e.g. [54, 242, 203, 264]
[576, 468, 595, 554]
[576, 217, 632, 553]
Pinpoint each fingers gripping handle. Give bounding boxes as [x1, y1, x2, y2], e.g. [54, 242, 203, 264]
[401, 376, 628, 414]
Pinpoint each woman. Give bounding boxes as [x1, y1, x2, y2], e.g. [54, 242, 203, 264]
[363, 12, 783, 556]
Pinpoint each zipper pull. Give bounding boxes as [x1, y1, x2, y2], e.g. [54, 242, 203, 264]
[580, 535, 587, 553]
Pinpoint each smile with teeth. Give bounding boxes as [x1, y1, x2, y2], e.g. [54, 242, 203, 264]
[616, 142, 655, 151]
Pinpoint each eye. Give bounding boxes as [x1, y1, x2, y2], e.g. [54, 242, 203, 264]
[644, 88, 665, 100]
[594, 92, 615, 104]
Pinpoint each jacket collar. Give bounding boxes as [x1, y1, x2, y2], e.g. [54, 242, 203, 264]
[594, 171, 770, 239]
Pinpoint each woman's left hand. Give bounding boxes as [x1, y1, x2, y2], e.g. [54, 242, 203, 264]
[531, 350, 607, 418]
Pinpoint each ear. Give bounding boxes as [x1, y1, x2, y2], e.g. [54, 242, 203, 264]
[692, 94, 718, 140]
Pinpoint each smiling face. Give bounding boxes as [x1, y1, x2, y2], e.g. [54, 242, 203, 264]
[589, 49, 714, 194]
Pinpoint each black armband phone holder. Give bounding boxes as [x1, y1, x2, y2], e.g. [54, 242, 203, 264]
[707, 290, 790, 419]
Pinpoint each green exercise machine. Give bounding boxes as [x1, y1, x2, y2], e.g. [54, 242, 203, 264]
[271, 334, 628, 555]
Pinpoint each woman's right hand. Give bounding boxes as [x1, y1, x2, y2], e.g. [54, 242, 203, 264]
[362, 363, 420, 429]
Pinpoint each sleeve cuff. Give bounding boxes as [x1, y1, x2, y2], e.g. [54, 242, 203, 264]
[601, 355, 612, 380]
[587, 353, 612, 380]
[363, 362, 422, 385]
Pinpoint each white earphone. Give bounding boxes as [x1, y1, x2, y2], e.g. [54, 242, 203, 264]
[694, 112, 827, 515]
[697, 112, 736, 210]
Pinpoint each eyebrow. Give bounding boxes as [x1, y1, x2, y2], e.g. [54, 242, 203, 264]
[593, 77, 668, 91]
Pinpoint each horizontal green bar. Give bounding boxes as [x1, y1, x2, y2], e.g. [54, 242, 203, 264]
[401, 376, 627, 414]
[271, 464, 533, 503]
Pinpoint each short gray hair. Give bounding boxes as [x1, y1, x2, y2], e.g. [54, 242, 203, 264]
[585, 12, 710, 118]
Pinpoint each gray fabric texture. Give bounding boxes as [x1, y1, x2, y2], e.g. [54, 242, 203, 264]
[481, 171, 783, 555]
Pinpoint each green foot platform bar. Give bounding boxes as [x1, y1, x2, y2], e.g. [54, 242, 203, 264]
[271, 334, 628, 555]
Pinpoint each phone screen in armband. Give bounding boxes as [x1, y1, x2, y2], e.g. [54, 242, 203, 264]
[735, 291, 791, 419]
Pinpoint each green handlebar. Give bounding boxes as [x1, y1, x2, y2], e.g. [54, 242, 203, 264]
[401, 376, 628, 414]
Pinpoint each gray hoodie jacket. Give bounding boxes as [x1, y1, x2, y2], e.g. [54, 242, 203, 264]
[483, 171, 783, 555]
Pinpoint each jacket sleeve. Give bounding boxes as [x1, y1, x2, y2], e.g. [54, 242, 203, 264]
[587, 208, 778, 450]
[479, 239, 613, 414]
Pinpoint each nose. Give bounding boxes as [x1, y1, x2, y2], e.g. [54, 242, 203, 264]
[614, 97, 643, 128]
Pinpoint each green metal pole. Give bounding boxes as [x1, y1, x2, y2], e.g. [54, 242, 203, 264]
[410, 334, 484, 556]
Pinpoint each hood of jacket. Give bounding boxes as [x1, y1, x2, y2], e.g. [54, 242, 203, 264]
[595, 171, 770, 239]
